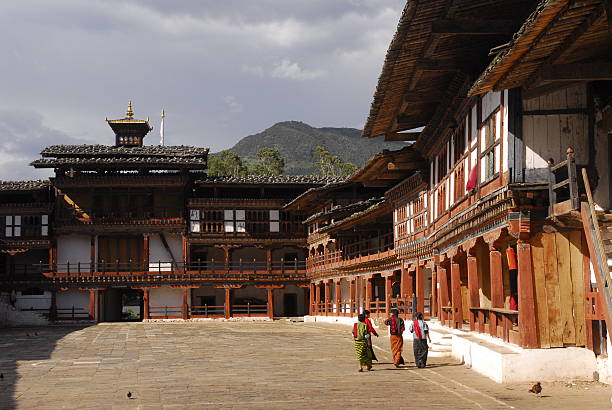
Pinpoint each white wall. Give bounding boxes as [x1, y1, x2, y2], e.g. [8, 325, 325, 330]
[56, 289, 89, 310]
[14, 291, 51, 311]
[57, 234, 91, 272]
[149, 233, 182, 264]
[150, 286, 184, 308]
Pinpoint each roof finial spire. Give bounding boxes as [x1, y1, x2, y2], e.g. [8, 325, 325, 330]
[126, 100, 134, 119]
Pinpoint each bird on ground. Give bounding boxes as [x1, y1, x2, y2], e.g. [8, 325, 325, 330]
[34, 332, 38, 336]
[0, 373, 4, 380]
[26, 333, 29, 337]
[528, 382, 542, 395]
[127, 392, 132, 399]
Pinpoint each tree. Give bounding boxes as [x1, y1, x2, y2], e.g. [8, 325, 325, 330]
[207, 150, 248, 177]
[251, 147, 285, 176]
[314, 145, 357, 177]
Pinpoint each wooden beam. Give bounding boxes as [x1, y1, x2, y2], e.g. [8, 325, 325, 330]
[396, 114, 428, 130]
[416, 58, 464, 71]
[403, 92, 444, 103]
[541, 63, 612, 82]
[432, 18, 516, 35]
[387, 161, 420, 171]
[385, 131, 420, 141]
[521, 81, 581, 100]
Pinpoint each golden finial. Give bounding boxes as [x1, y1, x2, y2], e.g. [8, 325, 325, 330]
[126, 100, 134, 119]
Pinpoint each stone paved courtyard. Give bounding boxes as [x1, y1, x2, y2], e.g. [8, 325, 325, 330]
[0, 321, 610, 409]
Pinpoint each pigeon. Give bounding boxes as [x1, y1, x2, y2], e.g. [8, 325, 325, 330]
[34, 332, 38, 336]
[26, 333, 30, 337]
[0, 373, 3, 380]
[127, 392, 132, 399]
[528, 382, 542, 395]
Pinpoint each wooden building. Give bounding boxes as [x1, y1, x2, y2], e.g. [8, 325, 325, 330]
[303, 0, 612, 383]
[0, 103, 336, 322]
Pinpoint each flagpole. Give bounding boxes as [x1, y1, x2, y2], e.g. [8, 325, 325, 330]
[160, 109, 165, 146]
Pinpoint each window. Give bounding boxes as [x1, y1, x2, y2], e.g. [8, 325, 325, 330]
[481, 111, 498, 182]
[437, 145, 448, 184]
[224, 210, 245, 233]
[453, 124, 466, 163]
[189, 209, 201, 233]
[270, 210, 280, 232]
[5, 216, 21, 237]
[41, 215, 49, 236]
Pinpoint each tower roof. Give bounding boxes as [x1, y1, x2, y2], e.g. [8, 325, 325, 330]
[106, 101, 152, 147]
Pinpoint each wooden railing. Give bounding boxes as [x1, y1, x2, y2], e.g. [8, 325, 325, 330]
[469, 307, 518, 344]
[580, 167, 612, 332]
[190, 305, 224, 317]
[307, 234, 394, 270]
[232, 304, 267, 316]
[149, 305, 182, 319]
[548, 147, 581, 216]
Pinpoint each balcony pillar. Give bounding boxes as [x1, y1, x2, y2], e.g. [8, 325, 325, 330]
[385, 275, 392, 315]
[143, 288, 150, 320]
[365, 277, 372, 312]
[335, 281, 342, 315]
[224, 287, 231, 319]
[182, 288, 190, 320]
[349, 278, 356, 315]
[143, 235, 150, 272]
[467, 256, 479, 331]
[517, 240, 538, 348]
[450, 262, 462, 329]
[267, 288, 274, 319]
[89, 289, 96, 321]
[431, 267, 438, 318]
[315, 282, 321, 315]
[416, 263, 425, 314]
[266, 248, 273, 271]
[309, 282, 315, 315]
[489, 247, 504, 337]
[324, 281, 331, 316]
[437, 266, 448, 324]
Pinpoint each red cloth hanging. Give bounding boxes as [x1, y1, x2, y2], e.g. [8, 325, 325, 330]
[466, 164, 478, 191]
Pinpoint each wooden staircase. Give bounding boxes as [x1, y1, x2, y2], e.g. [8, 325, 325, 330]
[580, 168, 612, 334]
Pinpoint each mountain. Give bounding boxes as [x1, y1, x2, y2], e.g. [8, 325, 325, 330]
[225, 121, 407, 175]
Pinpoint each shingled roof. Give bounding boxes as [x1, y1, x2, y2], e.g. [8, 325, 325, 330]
[31, 145, 209, 170]
[196, 175, 344, 186]
[0, 180, 51, 191]
[304, 197, 385, 224]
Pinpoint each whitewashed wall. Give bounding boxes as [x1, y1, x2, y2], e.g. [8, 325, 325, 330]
[14, 290, 51, 310]
[150, 286, 184, 308]
[149, 233, 182, 264]
[56, 289, 89, 310]
[57, 234, 91, 272]
[273, 284, 306, 316]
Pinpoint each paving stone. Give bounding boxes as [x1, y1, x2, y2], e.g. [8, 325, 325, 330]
[0, 322, 610, 409]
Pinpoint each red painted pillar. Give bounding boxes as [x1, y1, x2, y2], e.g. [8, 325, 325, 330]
[182, 288, 189, 320]
[517, 241, 538, 348]
[401, 265, 410, 299]
[438, 267, 448, 324]
[431, 268, 437, 318]
[490, 248, 503, 337]
[267, 288, 274, 319]
[89, 289, 95, 321]
[324, 281, 331, 315]
[385, 275, 392, 315]
[349, 279, 356, 315]
[143, 288, 150, 320]
[335, 281, 342, 315]
[467, 256, 479, 331]
[309, 282, 315, 315]
[143, 235, 150, 271]
[224, 288, 231, 319]
[315, 282, 321, 314]
[451, 262, 463, 329]
[365, 277, 372, 312]
[416, 264, 425, 314]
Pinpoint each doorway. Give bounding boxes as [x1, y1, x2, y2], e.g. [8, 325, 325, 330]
[283, 293, 298, 316]
[101, 288, 144, 322]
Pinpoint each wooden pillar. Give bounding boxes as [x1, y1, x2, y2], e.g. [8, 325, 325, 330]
[49, 245, 57, 273]
[309, 283, 315, 315]
[335, 281, 342, 315]
[416, 264, 425, 314]
[349, 279, 356, 315]
[315, 282, 321, 314]
[401, 265, 410, 298]
[224, 287, 231, 319]
[182, 288, 189, 320]
[385, 275, 392, 315]
[182, 234, 189, 268]
[324, 281, 331, 316]
[143, 235, 150, 271]
[266, 248, 273, 271]
[90, 236, 96, 272]
[365, 277, 372, 312]
[438, 266, 448, 324]
[517, 240, 538, 348]
[89, 289, 95, 321]
[431, 268, 438, 318]
[143, 288, 150, 320]
[267, 288, 274, 319]
[223, 247, 231, 271]
[50, 290, 57, 321]
[467, 256, 480, 331]
[490, 248, 504, 337]
[451, 262, 463, 329]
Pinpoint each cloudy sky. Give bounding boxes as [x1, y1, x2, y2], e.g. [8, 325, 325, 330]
[0, 0, 405, 180]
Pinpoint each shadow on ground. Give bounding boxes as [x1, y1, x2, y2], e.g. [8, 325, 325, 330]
[0, 325, 91, 410]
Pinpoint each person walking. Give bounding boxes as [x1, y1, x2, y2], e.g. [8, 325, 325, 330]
[352, 313, 373, 372]
[384, 308, 405, 368]
[363, 310, 378, 362]
[409, 312, 432, 368]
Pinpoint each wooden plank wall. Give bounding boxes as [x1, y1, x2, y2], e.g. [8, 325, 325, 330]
[522, 83, 589, 179]
[531, 231, 586, 348]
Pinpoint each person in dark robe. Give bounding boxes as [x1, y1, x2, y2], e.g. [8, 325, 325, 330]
[363, 310, 378, 362]
[408, 312, 431, 368]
